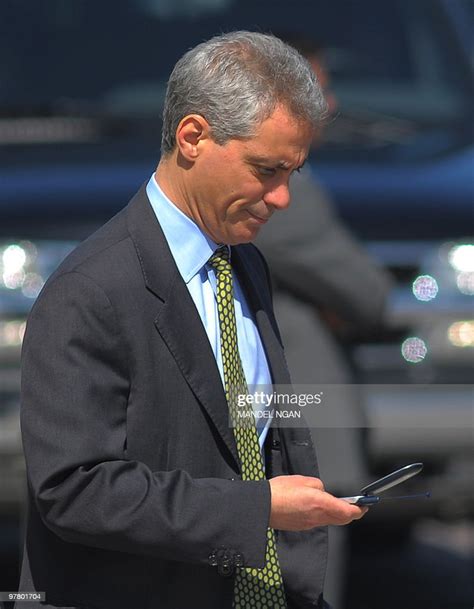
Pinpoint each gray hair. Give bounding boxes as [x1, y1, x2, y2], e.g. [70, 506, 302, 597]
[161, 30, 327, 155]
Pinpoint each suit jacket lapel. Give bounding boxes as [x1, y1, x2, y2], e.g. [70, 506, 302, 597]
[126, 186, 240, 469]
[232, 245, 291, 387]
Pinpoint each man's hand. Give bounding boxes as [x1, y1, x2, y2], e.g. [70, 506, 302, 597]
[269, 475, 368, 531]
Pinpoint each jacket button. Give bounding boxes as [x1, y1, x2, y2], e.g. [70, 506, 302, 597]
[234, 552, 244, 567]
[208, 551, 218, 567]
[217, 552, 234, 577]
[272, 439, 281, 450]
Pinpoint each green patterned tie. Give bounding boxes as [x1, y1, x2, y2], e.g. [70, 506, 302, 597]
[208, 246, 287, 609]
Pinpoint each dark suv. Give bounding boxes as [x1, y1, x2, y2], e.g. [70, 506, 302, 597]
[1, 1, 473, 607]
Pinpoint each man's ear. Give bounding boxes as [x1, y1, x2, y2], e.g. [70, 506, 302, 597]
[175, 114, 212, 161]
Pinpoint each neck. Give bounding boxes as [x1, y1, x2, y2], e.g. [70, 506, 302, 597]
[155, 154, 193, 217]
[155, 154, 211, 241]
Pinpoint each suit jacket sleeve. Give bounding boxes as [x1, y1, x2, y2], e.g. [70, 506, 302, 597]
[20, 270, 270, 567]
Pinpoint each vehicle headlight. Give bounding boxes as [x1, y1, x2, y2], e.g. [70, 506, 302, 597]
[0, 239, 76, 345]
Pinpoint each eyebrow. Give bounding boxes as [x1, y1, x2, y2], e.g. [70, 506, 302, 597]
[248, 155, 306, 171]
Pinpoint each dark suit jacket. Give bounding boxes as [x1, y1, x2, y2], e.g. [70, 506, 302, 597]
[18, 186, 328, 609]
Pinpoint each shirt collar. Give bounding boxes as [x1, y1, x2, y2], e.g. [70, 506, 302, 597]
[146, 174, 223, 283]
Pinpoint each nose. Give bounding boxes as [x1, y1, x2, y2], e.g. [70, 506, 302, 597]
[263, 182, 291, 210]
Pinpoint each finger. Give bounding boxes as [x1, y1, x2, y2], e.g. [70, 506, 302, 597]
[326, 497, 367, 524]
[343, 505, 368, 523]
[352, 506, 369, 520]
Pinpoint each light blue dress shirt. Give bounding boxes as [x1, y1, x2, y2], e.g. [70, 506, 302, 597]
[146, 175, 273, 450]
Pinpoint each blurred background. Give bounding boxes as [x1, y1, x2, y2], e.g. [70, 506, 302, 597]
[0, 1, 473, 608]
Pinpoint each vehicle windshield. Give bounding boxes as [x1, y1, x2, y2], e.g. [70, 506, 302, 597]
[2, 0, 473, 156]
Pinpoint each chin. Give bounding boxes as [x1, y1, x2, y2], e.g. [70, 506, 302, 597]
[222, 221, 262, 245]
[233, 229, 261, 245]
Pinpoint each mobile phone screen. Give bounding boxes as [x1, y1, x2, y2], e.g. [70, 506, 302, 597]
[359, 463, 423, 496]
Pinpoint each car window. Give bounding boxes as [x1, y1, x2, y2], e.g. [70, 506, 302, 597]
[1, 0, 471, 119]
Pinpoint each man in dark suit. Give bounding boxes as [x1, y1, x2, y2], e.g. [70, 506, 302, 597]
[18, 31, 366, 609]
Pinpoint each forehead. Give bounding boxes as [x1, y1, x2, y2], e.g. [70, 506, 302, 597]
[239, 106, 313, 165]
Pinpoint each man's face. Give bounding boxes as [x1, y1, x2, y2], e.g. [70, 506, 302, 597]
[189, 105, 313, 245]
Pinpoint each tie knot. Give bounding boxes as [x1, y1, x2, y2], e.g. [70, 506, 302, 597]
[208, 245, 231, 273]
